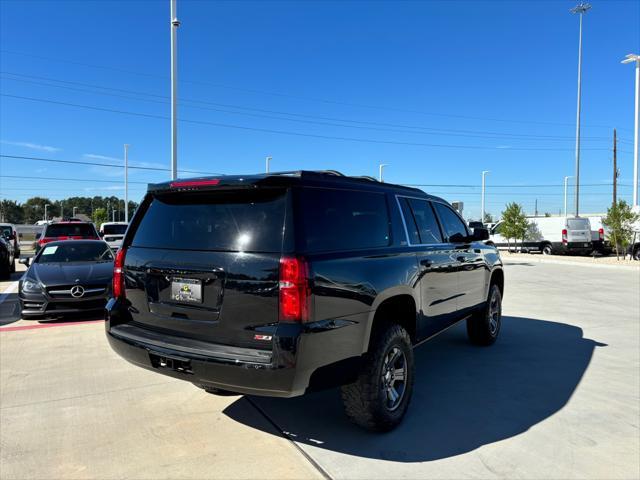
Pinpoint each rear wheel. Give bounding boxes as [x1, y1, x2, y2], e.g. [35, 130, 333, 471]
[467, 284, 502, 346]
[542, 243, 553, 255]
[633, 245, 640, 261]
[340, 323, 414, 432]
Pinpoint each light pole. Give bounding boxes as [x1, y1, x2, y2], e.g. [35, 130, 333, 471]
[124, 144, 130, 222]
[170, 0, 180, 180]
[622, 53, 640, 209]
[44, 204, 50, 222]
[564, 176, 572, 217]
[379, 164, 388, 182]
[265, 156, 272, 173]
[481, 170, 490, 224]
[73, 206, 78, 217]
[570, 2, 591, 217]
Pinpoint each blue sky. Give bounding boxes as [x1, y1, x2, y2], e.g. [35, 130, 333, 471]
[0, 0, 638, 219]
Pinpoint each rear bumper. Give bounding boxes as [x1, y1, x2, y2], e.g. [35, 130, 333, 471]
[554, 242, 593, 255]
[106, 299, 367, 398]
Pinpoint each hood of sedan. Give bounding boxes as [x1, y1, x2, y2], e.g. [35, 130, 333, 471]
[30, 261, 113, 287]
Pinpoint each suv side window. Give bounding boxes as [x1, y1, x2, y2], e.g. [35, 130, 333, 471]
[299, 188, 390, 252]
[433, 202, 468, 242]
[407, 199, 443, 244]
[398, 198, 420, 244]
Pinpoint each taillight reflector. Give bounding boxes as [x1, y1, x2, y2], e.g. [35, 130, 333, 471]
[113, 248, 127, 299]
[170, 179, 220, 188]
[599, 228, 604, 241]
[562, 229, 568, 244]
[279, 256, 310, 322]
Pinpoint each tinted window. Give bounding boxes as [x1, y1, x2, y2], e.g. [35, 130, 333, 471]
[0, 226, 12, 236]
[398, 198, 420, 244]
[46, 223, 97, 238]
[132, 190, 286, 252]
[567, 218, 590, 230]
[299, 188, 390, 252]
[37, 243, 113, 263]
[408, 199, 443, 244]
[103, 224, 128, 235]
[433, 202, 468, 241]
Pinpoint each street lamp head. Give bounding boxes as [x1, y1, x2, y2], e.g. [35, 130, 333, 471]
[621, 53, 640, 64]
[570, 3, 591, 14]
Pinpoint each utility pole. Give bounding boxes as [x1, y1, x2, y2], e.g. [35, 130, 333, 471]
[170, 0, 180, 180]
[265, 156, 272, 173]
[613, 129, 617, 206]
[379, 164, 388, 182]
[73, 206, 78, 217]
[621, 54, 640, 209]
[535, 199, 538, 217]
[564, 176, 572, 218]
[44, 204, 49, 222]
[481, 170, 490, 224]
[571, 3, 591, 217]
[124, 144, 130, 222]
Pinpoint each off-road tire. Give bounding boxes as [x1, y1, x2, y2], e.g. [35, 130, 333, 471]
[340, 323, 414, 432]
[467, 283, 502, 346]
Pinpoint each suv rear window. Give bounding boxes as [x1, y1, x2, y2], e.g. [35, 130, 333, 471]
[131, 190, 287, 252]
[299, 188, 390, 252]
[45, 223, 97, 237]
[103, 224, 127, 235]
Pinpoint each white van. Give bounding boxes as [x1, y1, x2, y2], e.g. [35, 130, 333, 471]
[586, 216, 611, 255]
[488, 216, 593, 255]
[99, 222, 128, 251]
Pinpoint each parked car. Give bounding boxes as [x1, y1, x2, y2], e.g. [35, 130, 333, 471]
[0, 236, 16, 280]
[106, 171, 503, 431]
[35, 221, 100, 253]
[586, 216, 612, 256]
[0, 223, 20, 258]
[488, 216, 592, 255]
[18, 240, 114, 319]
[99, 222, 128, 251]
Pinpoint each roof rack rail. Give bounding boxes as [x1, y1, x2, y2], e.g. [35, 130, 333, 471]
[353, 175, 379, 182]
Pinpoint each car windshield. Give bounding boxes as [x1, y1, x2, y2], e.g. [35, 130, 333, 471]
[37, 243, 114, 263]
[46, 223, 96, 237]
[0, 226, 11, 236]
[567, 218, 590, 230]
[103, 224, 127, 235]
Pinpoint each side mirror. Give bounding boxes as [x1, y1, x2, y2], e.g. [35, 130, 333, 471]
[19, 257, 30, 266]
[35, 233, 41, 240]
[472, 228, 490, 241]
[449, 232, 468, 243]
[99, 232, 105, 237]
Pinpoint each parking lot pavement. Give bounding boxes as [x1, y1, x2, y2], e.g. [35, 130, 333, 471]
[0, 321, 323, 480]
[1, 261, 638, 480]
[239, 262, 640, 479]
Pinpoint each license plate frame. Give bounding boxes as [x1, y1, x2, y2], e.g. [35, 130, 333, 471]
[170, 277, 203, 304]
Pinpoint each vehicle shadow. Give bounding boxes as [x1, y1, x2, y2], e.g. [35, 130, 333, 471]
[224, 316, 603, 462]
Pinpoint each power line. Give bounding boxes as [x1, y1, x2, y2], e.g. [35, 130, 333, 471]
[0, 174, 148, 184]
[0, 154, 223, 175]
[1, 49, 631, 131]
[1, 71, 627, 143]
[0, 93, 623, 152]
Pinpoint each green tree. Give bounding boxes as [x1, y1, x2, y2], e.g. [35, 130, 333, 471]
[92, 207, 108, 228]
[602, 200, 640, 260]
[500, 202, 529, 252]
[483, 212, 494, 224]
[0, 200, 23, 223]
[22, 197, 55, 224]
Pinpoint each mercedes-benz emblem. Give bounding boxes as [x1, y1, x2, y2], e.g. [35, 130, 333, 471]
[70, 285, 85, 298]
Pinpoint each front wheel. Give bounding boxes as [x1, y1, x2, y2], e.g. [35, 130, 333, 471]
[467, 284, 502, 346]
[341, 323, 414, 432]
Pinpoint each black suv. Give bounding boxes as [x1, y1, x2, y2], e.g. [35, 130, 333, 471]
[106, 171, 503, 431]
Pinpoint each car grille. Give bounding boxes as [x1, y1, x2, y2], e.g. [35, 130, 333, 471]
[46, 299, 107, 311]
[47, 285, 107, 299]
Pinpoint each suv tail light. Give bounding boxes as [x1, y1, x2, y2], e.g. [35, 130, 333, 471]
[598, 228, 604, 241]
[279, 256, 310, 322]
[113, 248, 127, 299]
[38, 238, 53, 247]
[562, 229, 568, 244]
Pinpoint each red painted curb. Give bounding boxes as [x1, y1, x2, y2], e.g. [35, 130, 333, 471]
[0, 319, 105, 332]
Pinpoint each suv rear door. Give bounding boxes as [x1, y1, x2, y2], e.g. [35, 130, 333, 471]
[122, 188, 289, 351]
[566, 217, 592, 246]
[397, 197, 459, 338]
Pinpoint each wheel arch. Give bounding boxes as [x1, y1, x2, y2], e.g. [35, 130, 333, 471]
[364, 291, 418, 353]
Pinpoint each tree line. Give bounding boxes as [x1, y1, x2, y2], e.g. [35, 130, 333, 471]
[0, 197, 139, 225]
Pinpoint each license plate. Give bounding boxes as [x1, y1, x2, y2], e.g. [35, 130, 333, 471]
[171, 278, 202, 304]
[584, 243, 590, 247]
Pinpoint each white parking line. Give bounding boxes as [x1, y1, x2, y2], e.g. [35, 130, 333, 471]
[0, 280, 20, 305]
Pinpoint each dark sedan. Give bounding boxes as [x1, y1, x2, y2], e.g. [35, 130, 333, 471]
[19, 240, 114, 319]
